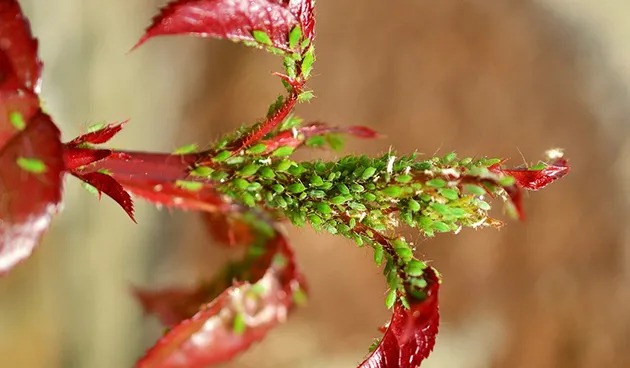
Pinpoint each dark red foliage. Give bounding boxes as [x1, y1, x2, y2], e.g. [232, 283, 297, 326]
[72, 171, 135, 222]
[358, 268, 440, 368]
[227, 94, 298, 152]
[63, 148, 112, 170]
[0, 0, 42, 92]
[133, 0, 314, 52]
[0, 1, 64, 275]
[135, 286, 212, 327]
[136, 233, 307, 368]
[287, 0, 316, 41]
[497, 157, 570, 191]
[203, 211, 255, 247]
[67, 121, 126, 146]
[0, 112, 64, 275]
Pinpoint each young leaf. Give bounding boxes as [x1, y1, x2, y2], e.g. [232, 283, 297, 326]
[0, 112, 64, 275]
[136, 234, 307, 368]
[358, 268, 440, 368]
[493, 157, 570, 191]
[134, 0, 306, 52]
[66, 121, 126, 146]
[72, 171, 136, 222]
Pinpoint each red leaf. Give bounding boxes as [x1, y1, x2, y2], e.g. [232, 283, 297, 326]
[0, 0, 42, 92]
[134, 0, 307, 52]
[67, 121, 126, 146]
[135, 287, 211, 327]
[63, 147, 112, 170]
[0, 50, 39, 148]
[287, 0, 315, 41]
[498, 158, 570, 191]
[0, 111, 64, 275]
[358, 268, 440, 368]
[0, 0, 41, 149]
[136, 234, 307, 368]
[116, 178, 225, 213]
[203, 211, 255, 247]
[227, 94, 298, 152]
[72, 171, 136, 222]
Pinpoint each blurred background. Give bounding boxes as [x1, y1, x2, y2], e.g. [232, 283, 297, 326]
[1, 0, 629, 367]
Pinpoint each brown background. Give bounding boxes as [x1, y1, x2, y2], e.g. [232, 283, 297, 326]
[1, 0, 629, 367]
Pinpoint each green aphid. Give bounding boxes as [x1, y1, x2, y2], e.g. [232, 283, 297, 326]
[426, 178, 446, 188]
[9, 112, 26, 130]
[271, 184, 285, 193]
[477, 200, 491, 211]
[301, 46, 315, 78]
[395, 174, 412, 183]
[305, 136, 326, 147]
[212, 150, 231, 162]
[232, 312, 247, 335]
[172, 143, 198, 154]
[439, 188, 459, 201]
[288, 25, 302, 49]
[275, 159, 294, 172]
[241, 192, 256, 207]
[309, 175, 324, 187]
[464, 184, 486, 196]
[287, 182, 306, 193]
[336, 183, 350, 195]
[381, 186, 403, 197]
[408, 199, 421, 212]
[430, 202, 450, 215]
[272, 146, 295, 157]
[442, 152, 457, 164]
[308, 190, 326, 199]
[81, 182, 99, 196]
[308, 214, 323, 226]
[350, 184, 365, 193]
[16, 157, 47, 174]
[258, 166, 275, 179]
[238, 163, 259, 177]
[87, 122, 106, 133]
[385, 289, 397, 309]
[315, 202, 332, 215]
[175, 180, 203, 192]
[400, 211, 414, 226]
[432, 221, 450, 232]
[348, 202, 367, 212]
[394, 246, 413, 262]
[529, 162, 547, 170]
[405, 260, 427, 277]
[330, 195, 349, 205]
[373, 245, 384, 266]
[232, 178, 249, 190]
[297, 91, 314, 102]
[210, 171, 229, 181]
[190, 166, 213, 177]
[246, 143, 267, 155]
[252, 29, 272, 45]
[292, 285, 308, 306]
[499, 175, 516, 186]
[287, 164, 306, 176]
[362, 192, 377, 202]
[361, 167, 377, 180]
